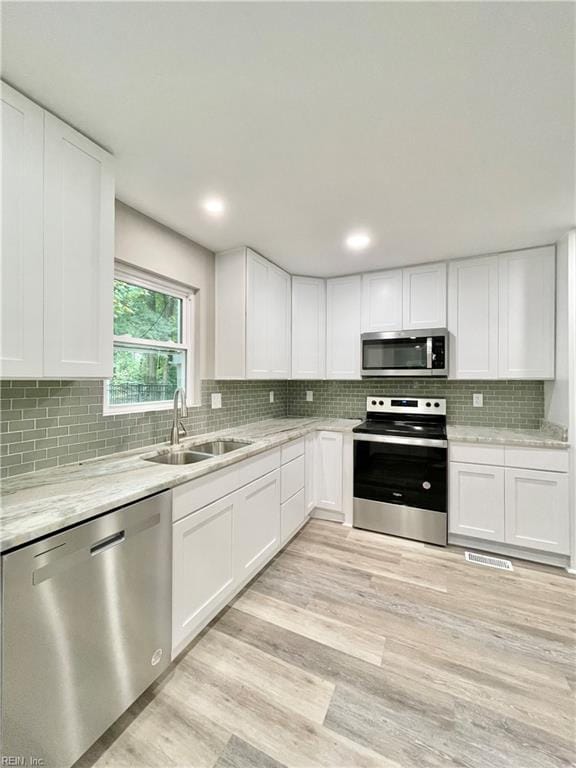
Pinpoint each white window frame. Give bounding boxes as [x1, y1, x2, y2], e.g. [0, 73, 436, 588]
[103, 263, 198, 415]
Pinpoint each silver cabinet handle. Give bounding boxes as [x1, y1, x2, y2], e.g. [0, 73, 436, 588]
[90, 531, 125, 556]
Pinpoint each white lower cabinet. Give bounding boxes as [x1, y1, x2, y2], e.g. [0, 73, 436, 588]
[449, 462, 505, 541]
[449, 443, 570, 558]
[234, 469, 281, 584]
[505, 469, 569, 555]
[281, 489, 306, 544]
[315, 431, 343, 512]
[172, 494, 235, 653]
[305, 433, 317, 513]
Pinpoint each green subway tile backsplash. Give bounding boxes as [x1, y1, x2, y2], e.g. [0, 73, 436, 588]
[287, 379, 545, 428]
[0, 379, 288, 479]
[0, 378, 545, 478]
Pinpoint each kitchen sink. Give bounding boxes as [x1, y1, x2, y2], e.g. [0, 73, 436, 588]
[189, 439, 251, 455]
[145, 450, 212, 465]
[144, 439, 252, 466]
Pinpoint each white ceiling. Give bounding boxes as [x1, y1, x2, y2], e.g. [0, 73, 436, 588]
[2, 2, 574, 276]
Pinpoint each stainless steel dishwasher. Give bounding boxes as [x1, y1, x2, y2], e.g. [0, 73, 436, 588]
[1, 491, 172, 768]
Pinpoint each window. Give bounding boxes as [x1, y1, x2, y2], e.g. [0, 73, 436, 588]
[104, 265, 196, 414]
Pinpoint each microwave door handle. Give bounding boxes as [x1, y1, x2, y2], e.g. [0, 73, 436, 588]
[426, 337, 433, 369]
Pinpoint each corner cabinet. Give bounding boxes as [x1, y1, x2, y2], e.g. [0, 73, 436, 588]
[1, 82, 114, 379]
[291, 277, 326, 379]
[215, 247, 291, 379]
[326, 275, 361, 379]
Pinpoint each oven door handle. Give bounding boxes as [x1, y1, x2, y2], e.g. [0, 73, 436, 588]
[353, 433, 447, 448]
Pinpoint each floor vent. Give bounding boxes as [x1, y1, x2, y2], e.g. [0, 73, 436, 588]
[465, 551, 513, 571]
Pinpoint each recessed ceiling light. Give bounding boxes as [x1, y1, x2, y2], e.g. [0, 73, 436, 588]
[345, 232, 371, 251]
[202, 197, 226, 216]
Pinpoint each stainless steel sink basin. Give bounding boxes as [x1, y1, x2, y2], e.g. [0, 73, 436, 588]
[145, 450, 212, 465]
[190, 439, 251, 455]
[144, 439, 252, 466]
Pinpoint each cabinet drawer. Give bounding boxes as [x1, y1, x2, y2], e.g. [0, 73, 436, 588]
[281, 438, 305, 464]
[173, 465, 238, 522]
[281, 489, 306, 544]
[236, 448, 281, 487]
[504, 447, 569, 473]
[449, 443, 505, 466]
[281, 454, 305, 503]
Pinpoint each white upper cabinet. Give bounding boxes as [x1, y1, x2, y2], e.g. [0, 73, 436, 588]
[448, 256, 499, 379]
[402, 262, 447, 330]
[215, 248, 291, 379]
[326, 275, 361, 379]
[0, 82, 114, 379]
[1, 83, 44, 378]
[291, 277, 326, 379]
[498, 246, 555, 379]
[361, 270, 403, 332]
[43, 114, 114, 378]
[267, 262, 291, 378]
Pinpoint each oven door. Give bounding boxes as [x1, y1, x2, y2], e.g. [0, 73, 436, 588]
[353, 434, 447, 513]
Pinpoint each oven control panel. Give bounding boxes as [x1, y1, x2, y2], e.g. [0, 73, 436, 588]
[366, 397, 446, 415]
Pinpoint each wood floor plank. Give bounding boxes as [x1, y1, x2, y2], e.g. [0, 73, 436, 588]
[190, 627, 335, 724]
[169, 654, 399, 768]
[213, 735, 286, 768]
[232, 590, 386, 665]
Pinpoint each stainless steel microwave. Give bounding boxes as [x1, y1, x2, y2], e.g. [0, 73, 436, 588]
[361, 329, 448, 377]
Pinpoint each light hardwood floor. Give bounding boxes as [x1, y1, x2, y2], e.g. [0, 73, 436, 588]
[77, 520, 576, 768]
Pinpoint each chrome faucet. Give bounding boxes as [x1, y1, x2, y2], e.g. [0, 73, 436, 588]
[170, 388, 188, 446]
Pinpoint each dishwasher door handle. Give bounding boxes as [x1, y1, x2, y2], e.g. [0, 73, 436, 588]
[90, 530, 125, 555]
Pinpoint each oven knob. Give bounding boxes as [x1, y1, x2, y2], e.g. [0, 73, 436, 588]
[434, 402, 440, 408]
[371, 400, 377, 405]
[422, 481, 431, 490]
[378, 400, 384, 406]
[426, 402, 431, 407]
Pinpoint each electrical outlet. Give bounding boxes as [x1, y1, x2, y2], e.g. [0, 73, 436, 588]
[473, 393, 483, 407]
[211, 393, 222, 409]
[269, 391, 274, 403]
[306, 390, 314, 402]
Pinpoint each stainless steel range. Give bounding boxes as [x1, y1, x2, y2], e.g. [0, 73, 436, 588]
[353, 396, 448, 546]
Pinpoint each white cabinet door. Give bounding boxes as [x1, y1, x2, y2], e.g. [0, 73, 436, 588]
[315, 431, 343, 512]
[43, 113, 114, 378]
[172, 494, 236, 652]
[235, 470, 281, 583]
[448, 256, 499, 379]
[246, 251, 270, 378]
[281, 489, 306, 544]
[268, 264, 291, 378]
[305, 433, 317, 513]
[505, 468, 569, 554]
[326, 275, 361, 379]
[292, 277, 326, 379]
[403, 263, 447, 330]
[1, 83, 44, 378]
[361, 270, 403, 332]
[498, 247, 555, 379]
[449, 462, 505, 541]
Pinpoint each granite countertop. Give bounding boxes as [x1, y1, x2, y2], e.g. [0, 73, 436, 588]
[0, 417, 360, 553]
[447, 425, 569, 448]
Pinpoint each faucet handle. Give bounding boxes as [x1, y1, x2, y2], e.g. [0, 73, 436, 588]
[178, 421, 187, 438]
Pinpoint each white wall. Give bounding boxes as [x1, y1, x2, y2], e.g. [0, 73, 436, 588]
[544, 238, 570, 428]
[114, 201, 215, 380]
